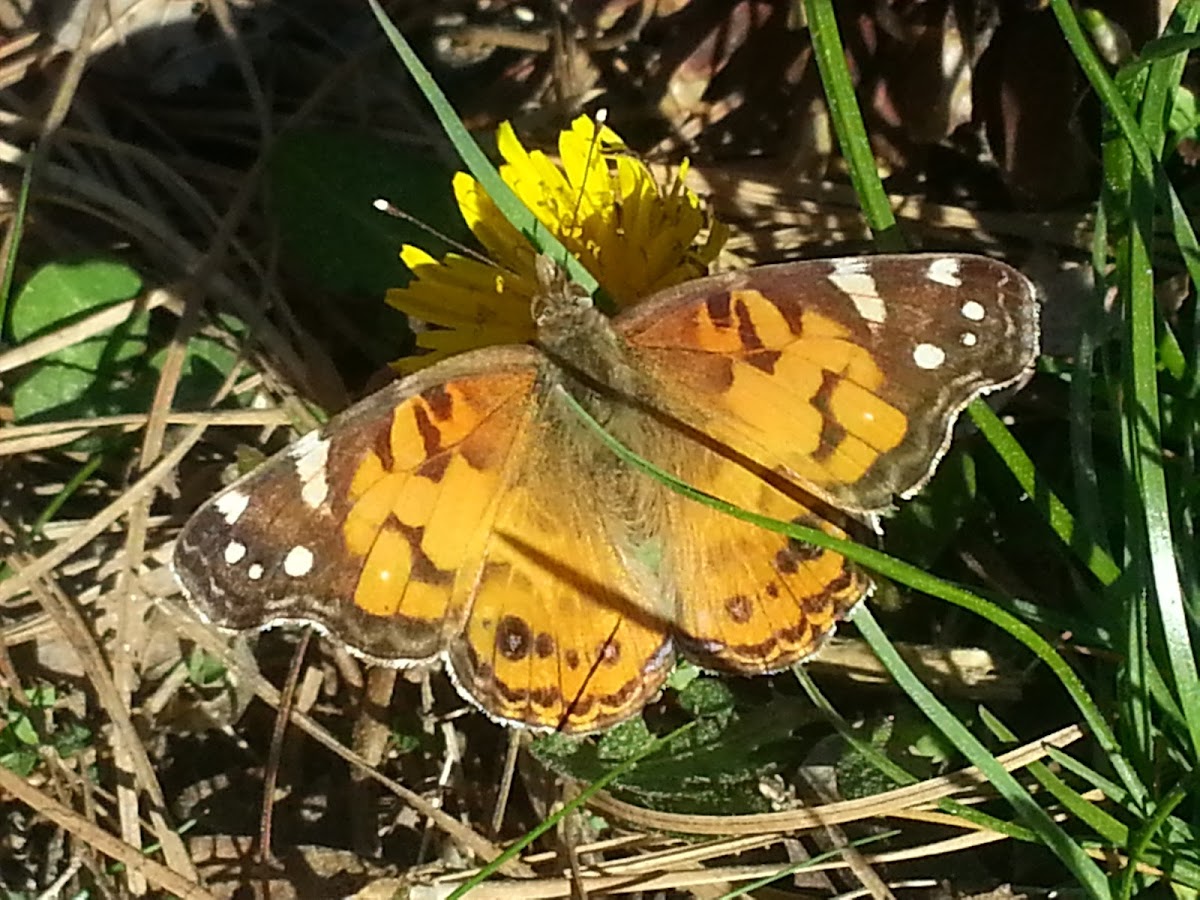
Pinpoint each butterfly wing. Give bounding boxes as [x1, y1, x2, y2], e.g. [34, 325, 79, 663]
[600, 253, 1036, 672]
[174, 346, 674, 733]
[175, 252, 1038, 729]
[173, 347, 544, 663]
[616, 253, 1039, 514]
[629, 418, 870, 674]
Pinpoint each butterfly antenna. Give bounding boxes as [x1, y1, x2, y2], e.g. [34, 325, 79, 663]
[564, 107, 608, 239]
[372, 198, 495, 269]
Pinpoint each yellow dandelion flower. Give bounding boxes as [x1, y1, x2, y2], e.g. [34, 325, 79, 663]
[386, 114, 729, 372]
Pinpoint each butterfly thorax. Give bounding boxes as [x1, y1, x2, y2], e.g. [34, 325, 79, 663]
[531, 257, 649, 408]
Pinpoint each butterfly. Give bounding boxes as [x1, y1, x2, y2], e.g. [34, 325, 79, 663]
[173, 252, 1038, 733]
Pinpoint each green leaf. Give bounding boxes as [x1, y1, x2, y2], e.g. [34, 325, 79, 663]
[533, 695, 819, 815]
[595, 717, 655, 763]
[185, 648, 228, 687]
[388, 727, 423, 756]
[834, 718, 905, 800]
[25, 684, 55, 707]
[268, 129, 471, 297]
[0, 750, 36, 777]
[148, 332, 239, 410]
[889, 711, 957, 770]
[664, 659, 701, 692]
[676, 675, 736, 718]
[9, 259, 143, 347]
[8, 259, 249, 440]
[10, 714, 38, 746]
[52, 723, 92, 759]
[12, 359, 151, 423]
[9, 259, 152, 418]
[1169, 85, 1200, 136]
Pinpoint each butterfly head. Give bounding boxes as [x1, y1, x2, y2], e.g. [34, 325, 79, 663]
[531, 254, 593, 323]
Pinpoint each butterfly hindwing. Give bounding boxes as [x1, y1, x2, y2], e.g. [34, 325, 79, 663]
[617, 253, 1038, 513]
[621, 414, 869, 674]
[448, 386, 676, 732]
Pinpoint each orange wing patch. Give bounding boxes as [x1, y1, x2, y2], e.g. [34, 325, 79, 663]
[343, 370, 536, 624]
[617, 255, 1038, 513]
[623, 286, 908, 511]
[173, 348, 545, 665]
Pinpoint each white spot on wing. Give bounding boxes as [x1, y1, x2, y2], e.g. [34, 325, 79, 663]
[961, 332, 978, 347]
[291, 432, 331, 509]
[283, 545, 314, 577]
[248, 563, 264, 581]
[961, 300, 986, 321]
[214, 490, 250, 525]
[928, 257, 962, 287]
[828, 258, 887, 325]
[224, 541, 246, 564]
[913, 343, 946, 370]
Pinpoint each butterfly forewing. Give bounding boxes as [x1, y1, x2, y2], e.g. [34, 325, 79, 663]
[173, 347, 543, 662]
[616, 253, 1038, 513]
[173, 344, 679, 732]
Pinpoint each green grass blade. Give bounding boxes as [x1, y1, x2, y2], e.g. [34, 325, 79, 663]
[33, 454, 106, 536]
[1142, 0, 1200, 770]
[364, 0, 599, 298]
[854, 608, 1110, 898]
[795, 669, 918, 786]
[802, 0, 904, 249]
[1070, 202, 1114, 563]
[1101, 68, 1156, 791]
[556, 388, 1135, 799]
[806, 0, 1103, 620]
[980, 708, 1130, 847]
[971, 402, 1121, 586]
[804, 2, 1118, 686]
[798, 671, 1039, 843]
[1052, 1, 1200, 303]
[1043, 745, 1130, 805]
[1116, 783, 1189, 900]
[719, 830, 899, 899]
[1122, 60, 1200, 764]
[1136, 33, 1200, 62]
